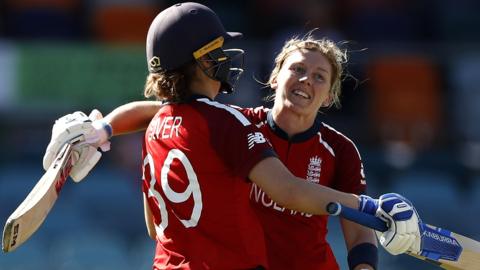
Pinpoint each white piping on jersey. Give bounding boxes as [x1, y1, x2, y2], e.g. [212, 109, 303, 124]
[322, 123, 363, 160]
[197, 98, 251, 126]
[317, 131, 335, 157]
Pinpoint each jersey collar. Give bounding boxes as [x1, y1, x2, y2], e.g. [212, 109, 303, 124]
[266, 110, 322, 143]
[189, 94, 213, 101]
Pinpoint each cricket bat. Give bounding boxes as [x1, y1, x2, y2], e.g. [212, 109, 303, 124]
[327, 202, 480, 270]
[2, 143, 74, 253]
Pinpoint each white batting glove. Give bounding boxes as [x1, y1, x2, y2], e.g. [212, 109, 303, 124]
[359, 193, 421, 255]
[42, 110, 112, 182]
[375, 193, 421, 255]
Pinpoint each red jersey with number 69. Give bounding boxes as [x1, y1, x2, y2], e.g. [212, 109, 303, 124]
[239, 106, 367, 270]
[141, 96, 276, 270]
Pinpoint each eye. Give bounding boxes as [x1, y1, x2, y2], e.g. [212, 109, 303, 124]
[291, 65, 306, 75]
[314, 73, 325, 82]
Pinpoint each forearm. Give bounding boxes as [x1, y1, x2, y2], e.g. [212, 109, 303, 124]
[143, 194, 157, 240]
[287, 178, 359, 215]
[342, 219, 378, 270]
[103, 101, 162, 136]
[342, 219, 377, 248]
[249, 157, 359, 215]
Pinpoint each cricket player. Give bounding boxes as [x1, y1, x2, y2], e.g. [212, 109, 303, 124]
[237, 36, 377, 269]
[43, 2, 422, 269]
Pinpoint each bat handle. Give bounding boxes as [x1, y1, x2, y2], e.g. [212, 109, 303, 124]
[327, 202, 389, 232]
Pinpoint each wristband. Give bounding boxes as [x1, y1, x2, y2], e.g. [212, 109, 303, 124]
[348, 243, 378, 270]
[102, 122, 113, 138]
[92, 120, 113, 143]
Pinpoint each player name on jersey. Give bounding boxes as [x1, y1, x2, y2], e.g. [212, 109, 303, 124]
[148, 116, 183, 141]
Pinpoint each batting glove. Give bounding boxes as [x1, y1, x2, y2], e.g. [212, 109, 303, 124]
[359, 193, 421, 255]
[42, 110, 112, 182]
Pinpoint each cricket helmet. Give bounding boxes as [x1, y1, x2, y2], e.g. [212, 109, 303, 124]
[146, 2, 242, 72]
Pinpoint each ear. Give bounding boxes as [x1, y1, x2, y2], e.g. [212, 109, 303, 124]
[270, 77, 278, 89]
[322, 94, 333, 107]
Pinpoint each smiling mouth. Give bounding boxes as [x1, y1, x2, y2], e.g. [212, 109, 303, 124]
[292, 89, 311, 99]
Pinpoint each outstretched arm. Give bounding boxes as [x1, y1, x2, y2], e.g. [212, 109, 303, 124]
[104, 101, 163, 135]
[249, 157, 421, 257]
[42, 101, 163, 182]
[42, 101, 164, 239]
[248, 156, 359, 215]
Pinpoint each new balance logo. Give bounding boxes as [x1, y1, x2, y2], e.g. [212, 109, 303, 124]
[247, 132, 266, 149]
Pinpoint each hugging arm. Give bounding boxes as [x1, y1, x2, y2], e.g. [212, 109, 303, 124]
[249, 157, 421, 257]
[104, 101, 163, 136]
[42, 101, 163, 182]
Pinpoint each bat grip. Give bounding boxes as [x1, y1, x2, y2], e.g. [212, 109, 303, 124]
[327, 202, 389, 232]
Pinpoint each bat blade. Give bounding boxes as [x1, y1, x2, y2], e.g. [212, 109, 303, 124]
[327, 202, 480, 270]
[2, 143, 73, 253]
[411, 228, 480, 270]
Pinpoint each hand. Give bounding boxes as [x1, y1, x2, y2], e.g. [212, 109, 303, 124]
[42, 110, 112, 182]
[359, 193, 421, 255]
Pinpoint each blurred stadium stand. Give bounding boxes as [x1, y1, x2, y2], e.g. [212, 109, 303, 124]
[1, 0, 480, 269]
[90, 3, 157, 43]
[3, 0, 85, 40]
[366, 54, 443, 172]
[449, 53, 480, 172]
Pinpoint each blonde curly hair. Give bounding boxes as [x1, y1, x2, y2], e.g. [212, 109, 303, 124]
[144, 62, 197, 103]
[267, 34, 348, 109]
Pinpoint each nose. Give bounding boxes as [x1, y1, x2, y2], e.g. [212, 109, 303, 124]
[298, 75, 311, 85]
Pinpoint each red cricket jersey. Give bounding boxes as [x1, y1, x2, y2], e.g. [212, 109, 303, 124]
[141, 96, 276, 270]
[240, 106, 367, 270]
